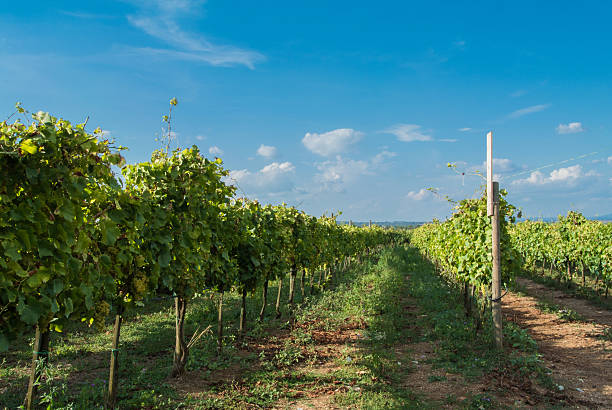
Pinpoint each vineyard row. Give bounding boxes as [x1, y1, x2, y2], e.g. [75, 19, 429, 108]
[0, 109, 407, 407]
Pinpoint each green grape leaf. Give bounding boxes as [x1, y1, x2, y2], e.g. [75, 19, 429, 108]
[17, 300, 42, 325]
[64, 297, 74, 317]
[38, 243, 54, 258]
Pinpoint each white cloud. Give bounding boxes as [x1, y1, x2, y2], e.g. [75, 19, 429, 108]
[126, 0, 264, 68]
[314, 150, 397, 193]
[472, 158, 520, 174]
[513, 165, 597, 186]
[507, 104, 550, 119]
[209, 146, 223, 155]
[494, 158, 516, 172]
[316, 156, 370, 185]
[226, 162, 295, 194]
[260, 161, 294, 175]
[549, 165, 583, 182]
[256, 144, 277, 158]
[440, 138, 457, 143]
[458, 127, 471, 132]
[608, 156, 612, 165]
[384, 124, 432, 142]
[518, 170, 546, 185]
[490, 158, 517, 173]
[556, 122, 584, 134]
[406, 189, 431, 201]
[195, 135, 206, 141]
[229, 169, 250, 182]
[302, 128, 363, 156]
[255, 162, 295, 192]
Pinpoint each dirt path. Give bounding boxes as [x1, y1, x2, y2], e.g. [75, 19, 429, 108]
[285, 297, 491, 409]
[515, 277, 612, 328]
[503, 277, 612, 408]
[287, 281, 541, 409]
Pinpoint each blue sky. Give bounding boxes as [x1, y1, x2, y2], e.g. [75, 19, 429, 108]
[1, 0, 611, 221]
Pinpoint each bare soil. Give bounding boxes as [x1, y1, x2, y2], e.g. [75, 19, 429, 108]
[503, 277, 612, 408]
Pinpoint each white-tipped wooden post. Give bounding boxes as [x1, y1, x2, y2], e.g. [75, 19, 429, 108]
[486, 131, 503, 348]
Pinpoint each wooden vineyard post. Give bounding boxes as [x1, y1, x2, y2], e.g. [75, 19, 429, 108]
[259, 279, 268, 321]
[24, 323, 51, 410]
[217, 292, 224, 355]
[239, 288, 247, 337]
[107, 308, 123, 409]
[487, 131, 503, 348]
[172, 296, 188, 376]
[491, 182, 503, 348]
[275, 276, 283, 318]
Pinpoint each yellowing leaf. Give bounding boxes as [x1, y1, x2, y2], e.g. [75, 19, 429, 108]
[19, 139, 38, 155]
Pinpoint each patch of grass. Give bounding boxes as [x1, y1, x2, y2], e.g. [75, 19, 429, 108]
[332, 388, 422, 409]
[597, 327, 612, 342]
[535, 300, 584, 322]
[504, 322, 538, 352]
[466, 393, 496, 409]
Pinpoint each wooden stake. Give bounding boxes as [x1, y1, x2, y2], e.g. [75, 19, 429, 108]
[308, 269, 315, 295]
[217, 292, 223, 356]
[172, 296, 188, 376]
[259, 280, 268, 322]
[107, 309, 123, 408]
[239, 288, 247, 336]
[275, 277, 283, 319]
[288, 265, 296, 306]
[25, 323, 50, 410]
[491, 181, 503, 348]
[299, 269, 305, 299]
